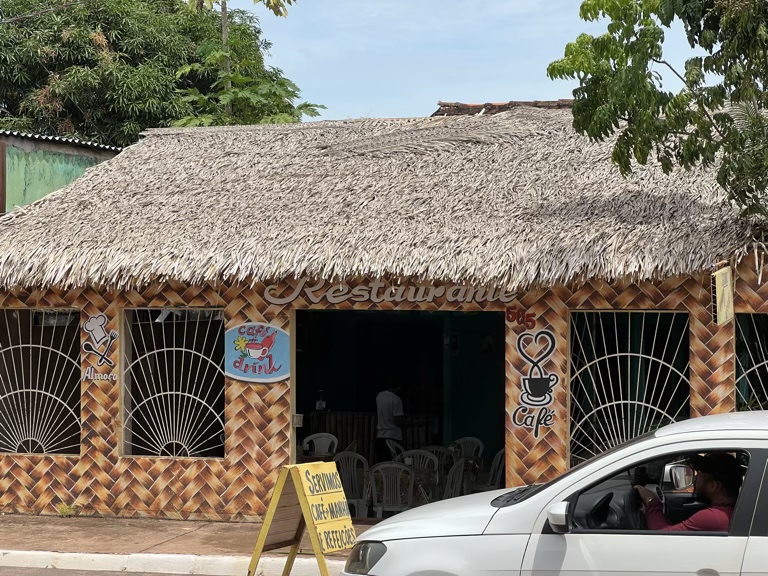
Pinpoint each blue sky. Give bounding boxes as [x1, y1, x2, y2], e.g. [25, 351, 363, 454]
[231, 0, 697, 121]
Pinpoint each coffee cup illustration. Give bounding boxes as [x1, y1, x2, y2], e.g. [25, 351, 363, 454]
[522, 373, 558, 399]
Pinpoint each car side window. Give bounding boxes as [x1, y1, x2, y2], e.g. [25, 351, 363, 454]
[570, 450, 750, 534]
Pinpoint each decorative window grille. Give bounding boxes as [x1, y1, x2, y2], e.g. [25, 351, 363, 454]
[122, 309, 225, 458]
[0, 309, 81, 455]
[570, 312, 690, 465]
[735, 314, 768, 411]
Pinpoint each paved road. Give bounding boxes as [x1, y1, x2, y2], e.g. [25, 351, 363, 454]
[0, 570, 181, 576]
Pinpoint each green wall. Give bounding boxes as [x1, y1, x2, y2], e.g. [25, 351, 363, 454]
[5, 146, 100, 211]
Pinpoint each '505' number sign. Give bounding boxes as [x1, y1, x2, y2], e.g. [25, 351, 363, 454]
[506, 306, 536, 329]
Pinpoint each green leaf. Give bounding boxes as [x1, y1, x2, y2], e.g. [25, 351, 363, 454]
[550, 0, 768, 215]
[0, 0, 320, 147]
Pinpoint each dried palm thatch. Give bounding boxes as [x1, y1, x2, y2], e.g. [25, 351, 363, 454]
[0, 106, 759, 292]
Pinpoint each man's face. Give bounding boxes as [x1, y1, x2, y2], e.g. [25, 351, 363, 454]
[694, 470, 715, 504]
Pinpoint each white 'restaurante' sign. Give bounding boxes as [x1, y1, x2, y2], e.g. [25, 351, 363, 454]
[264, 278, 515, 305]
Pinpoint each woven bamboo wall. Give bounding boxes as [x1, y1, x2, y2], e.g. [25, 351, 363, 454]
[0, 282, 292, 520]
[0, 266, 750, 520]
[505, 273, 734, 487]
[734, 257, 768, 313]
[0, 279, 506, 520]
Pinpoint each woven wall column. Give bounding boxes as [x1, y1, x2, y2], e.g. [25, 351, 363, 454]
[72, 289, 121, 515]
[220, 284, 291, 519]
[734, 257, 768, 313]
[505, 288, 570, 487]
[684, 274, 735, 417]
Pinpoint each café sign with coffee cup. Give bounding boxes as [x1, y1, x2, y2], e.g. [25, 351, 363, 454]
[513, 330, 559, 438]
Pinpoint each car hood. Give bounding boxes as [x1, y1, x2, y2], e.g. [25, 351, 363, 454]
[356, 489, 510, 542]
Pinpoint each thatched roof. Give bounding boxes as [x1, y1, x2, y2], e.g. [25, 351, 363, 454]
[0, 105, 758, 292]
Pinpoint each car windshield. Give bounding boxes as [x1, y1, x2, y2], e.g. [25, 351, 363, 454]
[491, 430, 656, 507]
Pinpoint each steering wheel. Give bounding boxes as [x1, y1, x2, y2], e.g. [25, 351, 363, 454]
[587, 492, 613, 529]
[623, 487, 647, 530]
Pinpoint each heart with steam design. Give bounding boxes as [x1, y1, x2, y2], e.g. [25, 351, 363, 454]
[517, 330, 559, 399]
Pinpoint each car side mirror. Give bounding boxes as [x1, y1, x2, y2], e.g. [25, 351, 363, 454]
[668, 465, 694, 490]
[546, 501, 570, 534]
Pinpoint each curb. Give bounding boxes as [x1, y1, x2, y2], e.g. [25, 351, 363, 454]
[0, 550, 346, 575]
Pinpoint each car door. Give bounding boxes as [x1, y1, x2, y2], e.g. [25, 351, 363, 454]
[741, 453, 768, 576]
[521, 439, 765, 576]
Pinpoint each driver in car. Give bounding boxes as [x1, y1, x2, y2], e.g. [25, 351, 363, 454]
[634, 452, 743, 532]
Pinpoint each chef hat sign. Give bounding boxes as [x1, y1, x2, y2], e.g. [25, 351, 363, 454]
[84, 314, 108, 345]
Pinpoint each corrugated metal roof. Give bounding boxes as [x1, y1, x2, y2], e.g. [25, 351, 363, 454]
[0, 130, 121, 153]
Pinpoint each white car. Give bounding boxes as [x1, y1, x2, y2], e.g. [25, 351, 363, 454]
[342, 412, 768, 576]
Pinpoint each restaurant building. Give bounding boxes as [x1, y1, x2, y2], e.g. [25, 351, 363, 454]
[0, 102, 763, 521]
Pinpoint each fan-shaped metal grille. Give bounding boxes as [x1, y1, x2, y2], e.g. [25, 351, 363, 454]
[735, 314, 768, 411]
[570, 312, 690, 465]
[0, 309, 80, 455]
[122, 309, 225, 458]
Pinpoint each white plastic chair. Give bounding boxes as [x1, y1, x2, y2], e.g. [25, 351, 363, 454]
[386, 438, 405, 460]
[333, 451, 369, 518]
[397, 449, 439, 501]
[421, 445, 456, 476]
[344, 440, 358, 453]
[369, 462, 415, 518]
[472, 448, 504, 492]
[396, 449, 438, 472]
[442, 457, 466, 500]
[302, 433, 338, 456]
[450, 437, 484, 459]
[422, 445, 456, 497]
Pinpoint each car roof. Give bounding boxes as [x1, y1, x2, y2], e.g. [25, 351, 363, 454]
[655, 411, 768, 437]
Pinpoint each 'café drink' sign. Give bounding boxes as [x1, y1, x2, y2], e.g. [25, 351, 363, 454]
[224, 322, 290, 383]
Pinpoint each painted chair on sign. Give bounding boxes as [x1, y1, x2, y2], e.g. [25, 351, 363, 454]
[386, 438, 405, 460]
[369, 462, 415, 518]
[333, 451, 369, 518]
[450, 436, 484, 459]
[472, 448, 504, 492]
[302, 433, 338, 457]
[442, 458, 466, 500]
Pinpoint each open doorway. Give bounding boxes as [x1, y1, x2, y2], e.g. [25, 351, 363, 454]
[294, 309, 505, 515]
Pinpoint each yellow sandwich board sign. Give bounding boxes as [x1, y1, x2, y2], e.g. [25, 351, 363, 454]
[247, 462, 356, 576]
[712, 266, 734, 325]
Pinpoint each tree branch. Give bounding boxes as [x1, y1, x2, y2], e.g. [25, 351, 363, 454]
[652, 57, 688, 87]
[652, 57, 727, 140]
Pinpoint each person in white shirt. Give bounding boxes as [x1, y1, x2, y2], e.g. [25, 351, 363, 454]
[375, 384, 405, 463]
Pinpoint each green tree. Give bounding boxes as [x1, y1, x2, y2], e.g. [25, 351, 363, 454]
[180, 0, 320, 126]
[0, 0, 319, 147]
[189, 0, 296, 17]
[548, 0, 768, 216]
[173, 11, 321, 126]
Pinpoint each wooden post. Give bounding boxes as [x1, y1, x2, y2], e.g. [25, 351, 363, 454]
[0, 141, 6, 215]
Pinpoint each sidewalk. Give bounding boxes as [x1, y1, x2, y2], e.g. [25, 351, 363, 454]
[0, 514, 378, 575]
